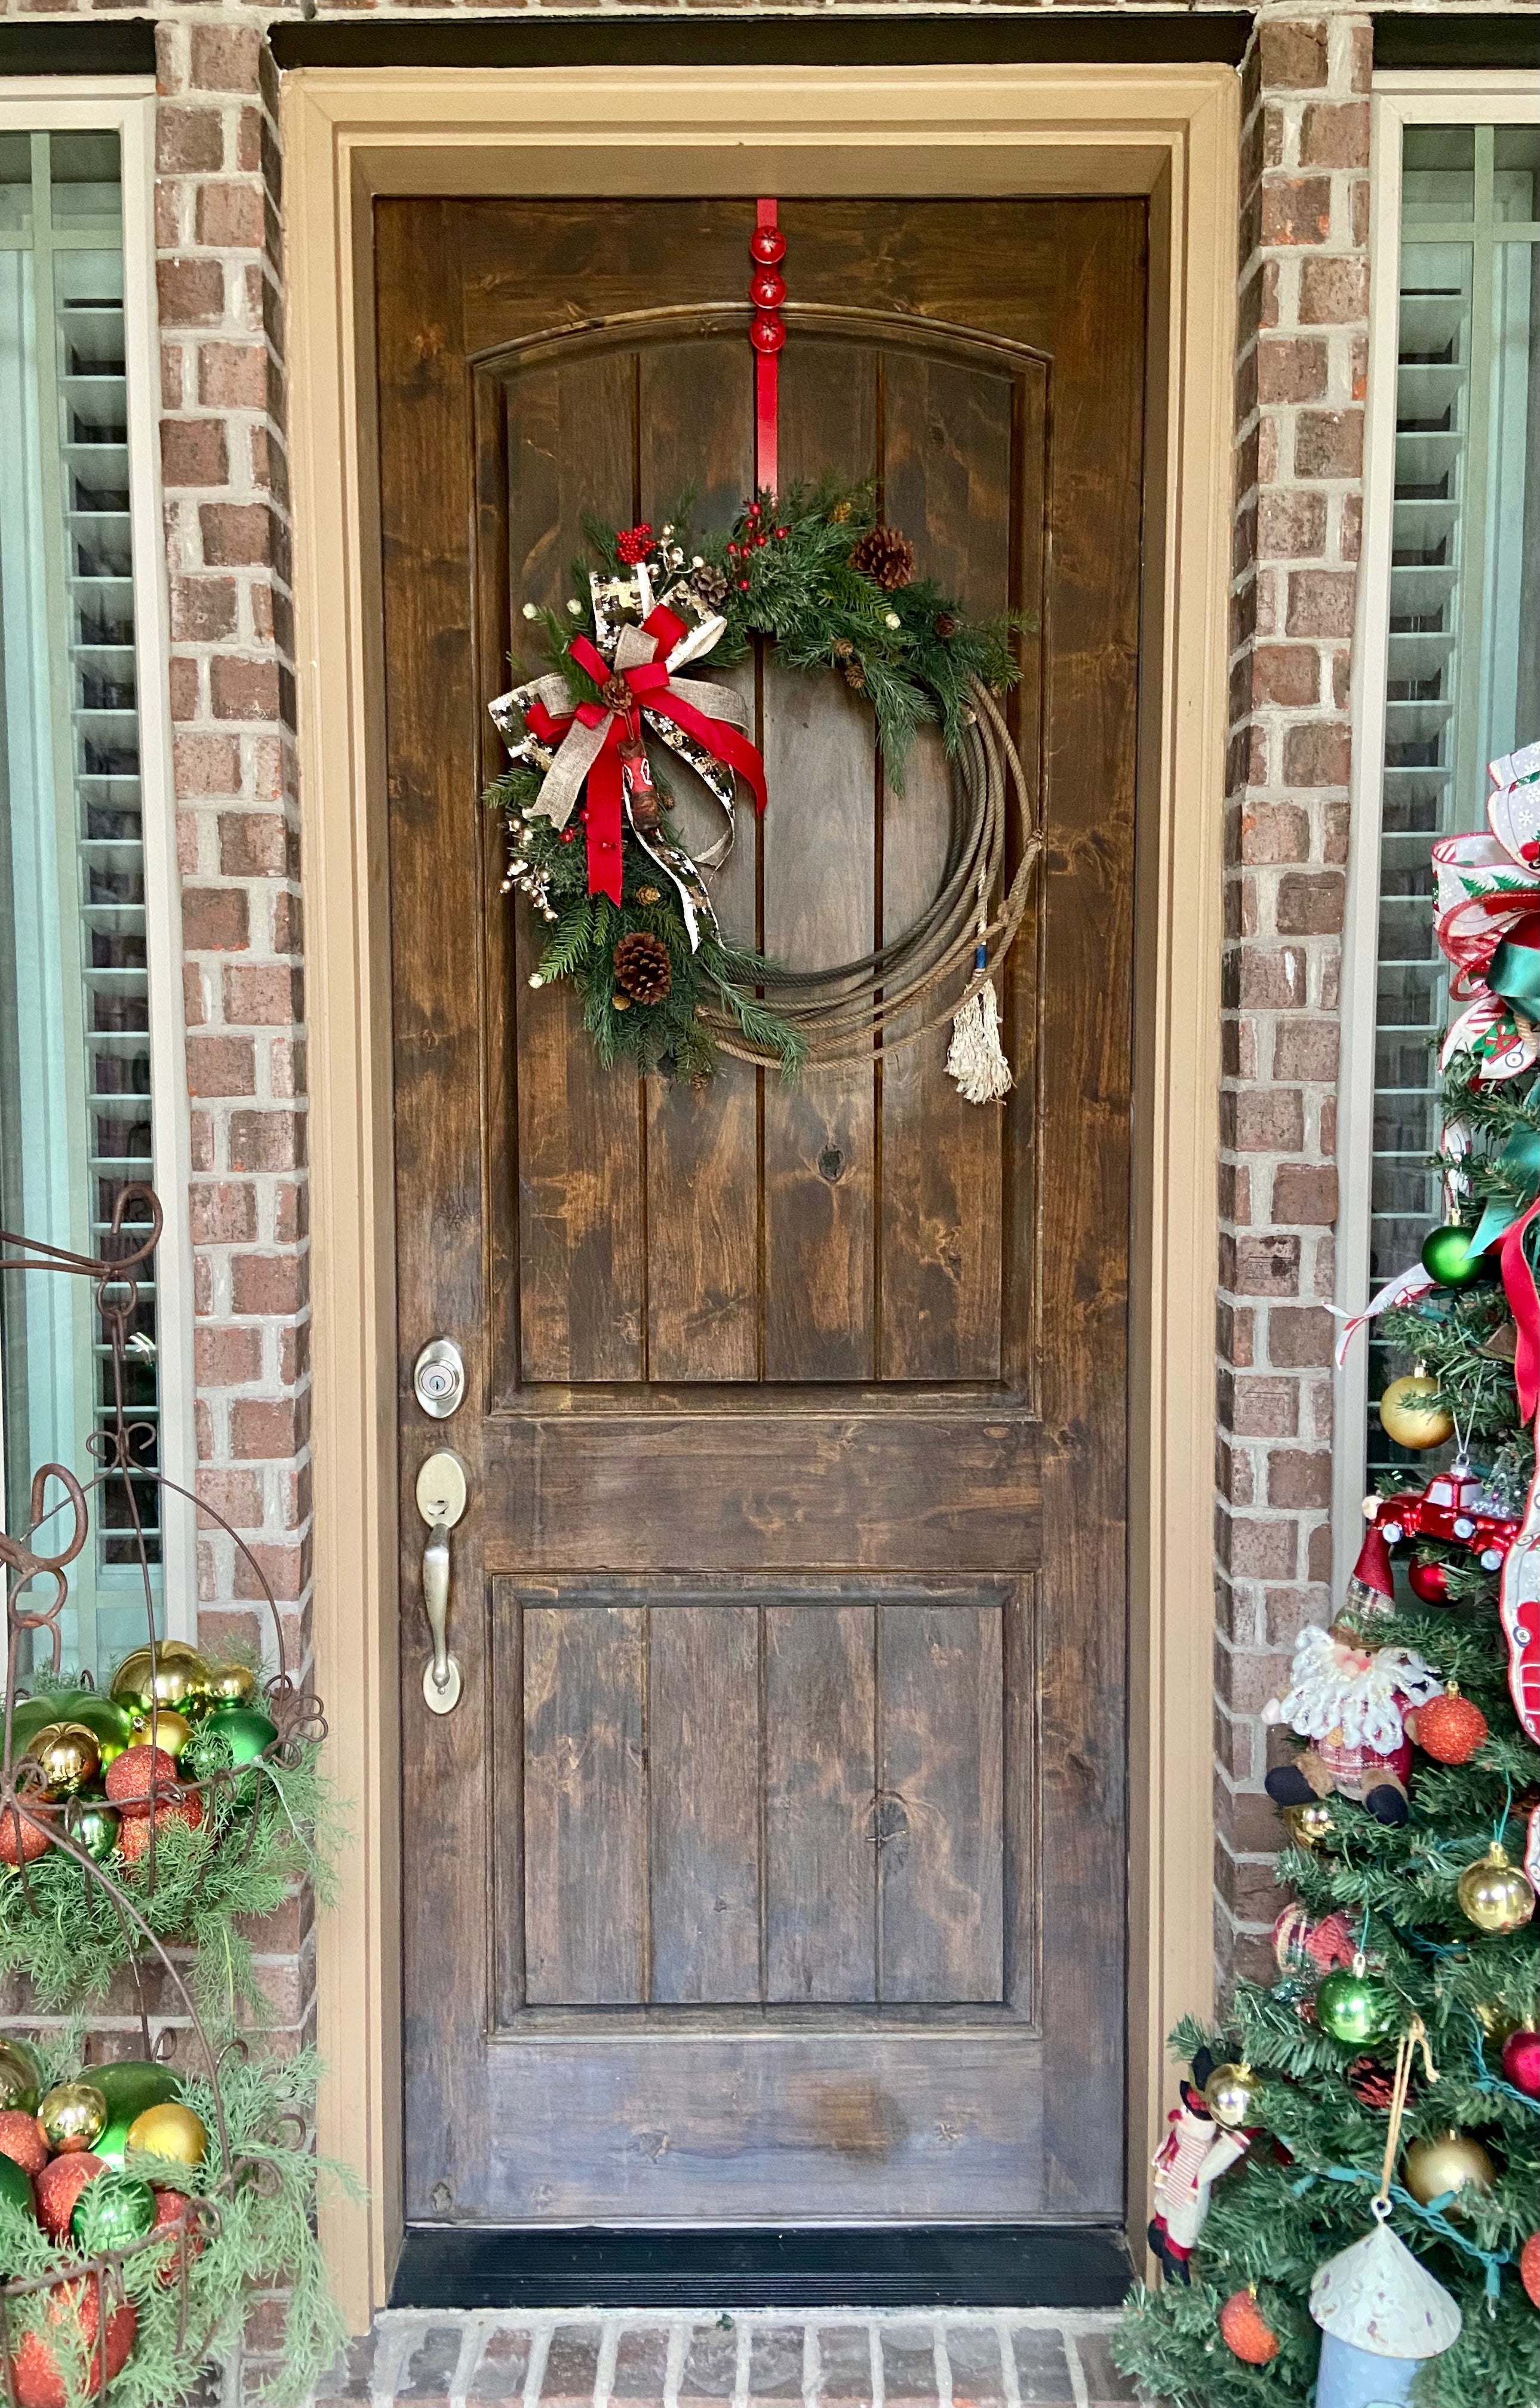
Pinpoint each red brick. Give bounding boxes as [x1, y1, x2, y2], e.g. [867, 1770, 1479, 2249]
[185, 1033, 257, 1097]
[1215, 1843, 1286, 1924]
[160, 417, 228, 488]
[189, 1181, 258, 1246]
[199, 503, 282, 572]
[225, 964, 303, 1026]
[189, 24, 263, 94]
[1219, 1162, 1251, 1227]
[271, 1036, 306, 1102]
[1267, 1449, 1333, 1510]
[1223, 1373, 1299, 1439]
[1257, 19, 1328, 88]
[211, 655, 284, 721]
[1224, 944, 1307, 1012]
[1218, 1438, 1254, 1507]
[173, 733, 242, 800]
[1258, 490, 1327, 560]
[1240, 801, 1310, 864]
[156, 257, 225, 330]
[1215, 1701, 1259, 1784]
[1268, 1306, 1335, 1369]
[194, 1324, 263, 1387]
[1299, 255, 1369, 325]
[229, 1111, 305, 1172]
[1229, 1234, 1301, 1295]
[168, 657, 199, 723]
[1252, 646, 1320, 709]
[273, 1182, 308, 1245]
[231, 1254, 305, 1317]
[1271, 1163, 1338, 1224]
[196, 1469, 264, 1531]
[279, 1322, 311, 1388]
[1286, 570, 1357, 638]
[195, 180, 265, 251]
[1276, 871, 1345, 935]
[1300, 102, 1370, 171]
[247, 1542, 306, 1604]
[170, 576, 238, 643]
[1283, 722, 1352, 788]
[1220, 1513, 1299, 1580]
[272, 890, 303, 955]
[1296, 408, 1363, 481]
[1258, 335, 1327, 405]
[198, 342, 269, 411]
[1273, 1018, 1339, 1082]
[181, 887, 250, 952]
[156, 107, 223, 175]
[230, 1396, 309, 1462]
[1228, 1088, 1304, 1152]
[219, 813, 293, 878]
[1261, 176, 1333, 247]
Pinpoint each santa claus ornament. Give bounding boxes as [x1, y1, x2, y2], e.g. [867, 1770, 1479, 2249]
[1264, 1623, 1443, 1828]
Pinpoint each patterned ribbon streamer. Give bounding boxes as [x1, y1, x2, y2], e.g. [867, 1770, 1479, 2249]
[506, 605, 766, 927]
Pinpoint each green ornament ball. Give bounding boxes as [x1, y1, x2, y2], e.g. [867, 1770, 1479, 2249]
[0, 2152, 33, 2220]
[91, 2061, 180, 2165]
[70, 2169, 156, 2252]
[1420, 1223, 1494, 1290]
[1316, 1965, 1393, 2046]
[67, 1805, 120, 1863]
[199, 1703, 279, 1765]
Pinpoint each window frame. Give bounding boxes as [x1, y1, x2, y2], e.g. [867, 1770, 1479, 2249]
[1335, 71, 1540, 1578]
[0, 78, 195, 1639]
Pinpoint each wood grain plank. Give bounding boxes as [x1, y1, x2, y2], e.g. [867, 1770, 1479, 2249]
[877, 1603, 1004, 2004]
[648, 1605, 761, 2004]
[523, 1604, 647, 2005]
[878, 349, 1013, 1380]
[763, 339, 878, 1381]
[506, 356, 645, 1381]
[765, 1605, 877, 2003]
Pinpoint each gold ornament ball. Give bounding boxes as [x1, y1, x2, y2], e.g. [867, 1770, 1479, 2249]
[125, 2100, 207, 2173]
[128, 1707, 193, 1761]
[1401, 2127, 1496, 2210]
[0, 2040, 42, 2115]
[202, 1663, 258, 1709]
[24, 1722, 100, 1794]
[39, 2080, 108, 2154]
[1203, 2062, 1258, 2130]
[1378, 1374, 1455, 1451]
[1474, 2000, 1523, 2044]
[110, 1645, 209, 1713]
[1283, 1799, 1335, 1849]
[1457, 1843, 1536, 1935]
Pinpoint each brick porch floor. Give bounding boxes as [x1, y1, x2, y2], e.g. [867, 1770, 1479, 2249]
[302, 2310, 1140, 2408]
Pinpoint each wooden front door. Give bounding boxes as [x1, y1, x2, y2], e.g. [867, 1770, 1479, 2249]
[379, 196, 1144, 2238]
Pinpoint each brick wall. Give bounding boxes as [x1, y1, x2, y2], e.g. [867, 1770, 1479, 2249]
[1216, 3, 1371, 1983]
[12, 0, 1529, 2087]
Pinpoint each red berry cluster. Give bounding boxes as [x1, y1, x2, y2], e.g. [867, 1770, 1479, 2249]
[724, 503, 791, 591]
[614, 524, 654, 566]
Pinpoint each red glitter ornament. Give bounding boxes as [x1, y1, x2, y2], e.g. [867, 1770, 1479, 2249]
[1348, 2056, 1397, 2108]
[151, 2188, 205, 2287]
[1408, 1687, 1488, 1765]
[8, 2283, 135, 2408]
[34, 2152, 104, 2241]
[116, 1793, 203, 1863]
[0, 2111, 48, 2176]
[0, 1805, 52, 1866]
[1218, 2290, 1278, 2365]
[1522, 2229, 1539, 2307]
[104, 1744, 178, 1818]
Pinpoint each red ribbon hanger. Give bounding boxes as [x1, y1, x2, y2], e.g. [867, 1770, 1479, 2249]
[749, 198, 785, 497]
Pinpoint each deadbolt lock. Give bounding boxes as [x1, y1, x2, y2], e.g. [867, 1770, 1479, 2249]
[413, 1336, 466, 1420]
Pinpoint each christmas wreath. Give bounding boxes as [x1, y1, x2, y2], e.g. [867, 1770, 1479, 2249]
[485, 481, 1037, 1092]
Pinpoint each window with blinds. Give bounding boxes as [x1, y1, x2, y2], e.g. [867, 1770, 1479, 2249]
[1366, 122, 1540, 1488]
[0, 128, 162, 1673]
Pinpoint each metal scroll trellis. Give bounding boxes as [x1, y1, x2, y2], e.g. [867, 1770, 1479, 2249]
[0, 1184, 325, 2402]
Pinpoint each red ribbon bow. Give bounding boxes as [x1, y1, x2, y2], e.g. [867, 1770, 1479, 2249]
[526, 604, 766, 906]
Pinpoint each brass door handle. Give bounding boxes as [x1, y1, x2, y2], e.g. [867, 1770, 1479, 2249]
[416, 1449, 468, 1716]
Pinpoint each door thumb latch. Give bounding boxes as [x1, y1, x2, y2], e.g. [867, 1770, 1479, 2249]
[416, 1449, 468, 1715]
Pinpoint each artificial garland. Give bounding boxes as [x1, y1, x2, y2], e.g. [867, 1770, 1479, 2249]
[485, 481, 1029, 1086]
[0, 1647, 331, 2022]
[0, 2037, 343, 2408]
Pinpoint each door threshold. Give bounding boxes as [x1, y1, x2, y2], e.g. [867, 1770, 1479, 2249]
[390, 2225, 1133, 2309]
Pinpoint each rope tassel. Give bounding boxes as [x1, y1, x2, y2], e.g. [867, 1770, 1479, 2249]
[947, 941, 1013, 1104]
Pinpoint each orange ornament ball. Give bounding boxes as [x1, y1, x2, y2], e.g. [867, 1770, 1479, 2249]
[8, 2284, 135, 2408]
[1409, 1688, 1489, 1766]
[1523, 2231, 1539, 2309]
[0, 2112, 49, 2177]
[151, 2188, 205, 2287]
[1219, 2288, 1279, 2365]
[33, 2152, 103, 2241]
[116, 1793, 203, 1864]
[104, 1744, 179, 1819]
[0, 1805, 53, 1866]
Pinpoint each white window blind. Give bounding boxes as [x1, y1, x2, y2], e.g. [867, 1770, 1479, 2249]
[0, 128, 162, 1673]
[1365, 122, 1540, 1490]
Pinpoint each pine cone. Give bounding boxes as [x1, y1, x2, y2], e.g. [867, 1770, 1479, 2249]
[850, 524, 915, 592]
[841, 658, 868, 693]
[613, 930, 672, 1003]
[933, 612, 957, 640]
[691, 563, 729, 608]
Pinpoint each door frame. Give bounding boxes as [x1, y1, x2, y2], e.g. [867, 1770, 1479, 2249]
[282, 60, 1238, 2331]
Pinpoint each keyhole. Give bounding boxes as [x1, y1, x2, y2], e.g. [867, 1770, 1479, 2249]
[817, 1145, 844, 1183]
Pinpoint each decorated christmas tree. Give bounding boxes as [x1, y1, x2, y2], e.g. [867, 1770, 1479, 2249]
[1115, 745, 1540, 2408]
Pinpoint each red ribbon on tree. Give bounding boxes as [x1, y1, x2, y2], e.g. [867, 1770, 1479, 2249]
[749, 198, 785, 497]
[523, 604, 767, 906]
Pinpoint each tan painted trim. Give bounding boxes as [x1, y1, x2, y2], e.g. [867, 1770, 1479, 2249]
[283, 62, 1237, 2328]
